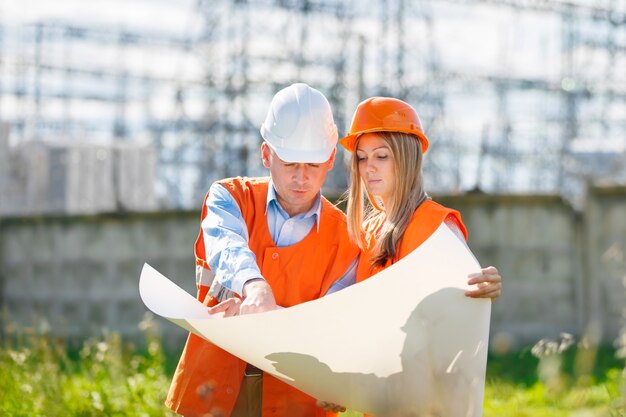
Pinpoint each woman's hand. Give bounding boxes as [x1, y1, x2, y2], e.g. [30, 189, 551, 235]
[465, 266, 502, 301]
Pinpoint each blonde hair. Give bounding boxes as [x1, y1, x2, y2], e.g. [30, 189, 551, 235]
[345, 131, 427, 269]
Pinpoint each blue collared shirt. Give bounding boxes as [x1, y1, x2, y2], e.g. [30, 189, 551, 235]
[202, 180, 357, 297]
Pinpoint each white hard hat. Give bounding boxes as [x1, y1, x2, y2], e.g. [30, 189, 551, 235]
[260, 83, 338, 163]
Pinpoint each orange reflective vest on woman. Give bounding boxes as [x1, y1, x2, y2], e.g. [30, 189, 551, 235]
[165, 177, 359, 417]
[356, 199, 467, 417]
[356, 199, 468, 282]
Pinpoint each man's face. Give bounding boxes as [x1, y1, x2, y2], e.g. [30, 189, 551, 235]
[261, 142, 335, 217]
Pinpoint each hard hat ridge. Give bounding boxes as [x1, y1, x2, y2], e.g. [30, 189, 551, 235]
[261, 83, 338, 163]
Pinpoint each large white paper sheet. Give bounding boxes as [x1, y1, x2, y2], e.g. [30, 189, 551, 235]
[140, 224, 491, 417]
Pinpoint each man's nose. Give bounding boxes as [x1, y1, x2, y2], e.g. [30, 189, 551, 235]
[293, 164, 308, 182]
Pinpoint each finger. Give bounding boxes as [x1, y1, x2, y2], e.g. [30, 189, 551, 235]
[483, 270, 501, 279]
[468, 266, 499, 278]
[479, 286, 501, 297]
[466, 287, 501, 299]
[209, 299, 241, 316]
[316, 401, 328, 408]
[224, 304, 241, 317]
[482, 266, 498, 274]
[478, 282, 502, 293]
[465, 290, 499, 299]
[465, 284, 501, 297]
[480, 289, 502, 301]
[468, 274, 501, 285]
[207, 300, 232, 314]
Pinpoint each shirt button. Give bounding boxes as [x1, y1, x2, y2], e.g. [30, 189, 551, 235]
[272, 252, 279, 260]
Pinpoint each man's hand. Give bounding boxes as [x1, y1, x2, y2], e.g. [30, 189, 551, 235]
[465, 266, 502, 301]
[207, 279, 277, 317]
[240, 279, 277, 315]
[207, 297, 242, 317]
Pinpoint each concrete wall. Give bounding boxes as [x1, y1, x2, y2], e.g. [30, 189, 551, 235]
[0, 211, 198, 350]
[0, 141, 159, 217]
[0, 186, 624, 350]
[437, 193, 583, 349]
[585, 186, 626, 343]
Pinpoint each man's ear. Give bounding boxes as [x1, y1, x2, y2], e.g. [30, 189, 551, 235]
[326, 148, 337, 170]
[261, 142, 271, 169]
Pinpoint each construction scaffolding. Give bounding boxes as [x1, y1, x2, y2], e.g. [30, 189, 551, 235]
[0, 0, 624, 214]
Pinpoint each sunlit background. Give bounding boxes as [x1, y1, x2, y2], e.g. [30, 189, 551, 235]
[1, 0, 624, 215]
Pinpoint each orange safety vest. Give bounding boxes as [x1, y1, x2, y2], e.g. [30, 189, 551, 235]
[356, 200, 467, 417]
[356, 199, 468, 282]
[165, 177, 359, 417]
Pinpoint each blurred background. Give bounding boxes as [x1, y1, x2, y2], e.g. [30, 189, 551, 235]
[0, 0, 624, 214]
[0, 0, 624, 351]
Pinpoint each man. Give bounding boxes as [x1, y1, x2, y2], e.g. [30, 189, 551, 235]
[165, 83, 359, 417]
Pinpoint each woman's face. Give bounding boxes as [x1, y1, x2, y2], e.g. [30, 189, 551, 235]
[355, 132, 396, 207]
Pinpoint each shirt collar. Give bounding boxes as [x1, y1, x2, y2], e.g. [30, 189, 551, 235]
[266, 180, 322, 232]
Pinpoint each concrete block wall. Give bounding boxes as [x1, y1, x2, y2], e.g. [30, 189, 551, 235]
[1, 186, 624, 350]
[0, 141, 159, 217]
[0, 211, 199, 349]
[585, 186, 626, 343]
[437, 193, 582, 348]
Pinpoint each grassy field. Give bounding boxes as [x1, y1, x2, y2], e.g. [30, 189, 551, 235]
[482, 346, 625, 417]
[1, 322, 624, 417]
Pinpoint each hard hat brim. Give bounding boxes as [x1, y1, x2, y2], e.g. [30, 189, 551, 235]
[339, 128, 429, 154]
[265, 140, 335, 164]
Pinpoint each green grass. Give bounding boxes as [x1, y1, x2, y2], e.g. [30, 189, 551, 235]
[1, 320, 177, 417]
[1, 321, 625, 417]
[480, 346, 625, 416]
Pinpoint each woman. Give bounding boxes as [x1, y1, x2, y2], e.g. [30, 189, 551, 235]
[317, 97, 504, 416]
[340, 96, 501, 297]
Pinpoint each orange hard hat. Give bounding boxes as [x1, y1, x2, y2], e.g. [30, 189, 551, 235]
[339, 97, 429, 153]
